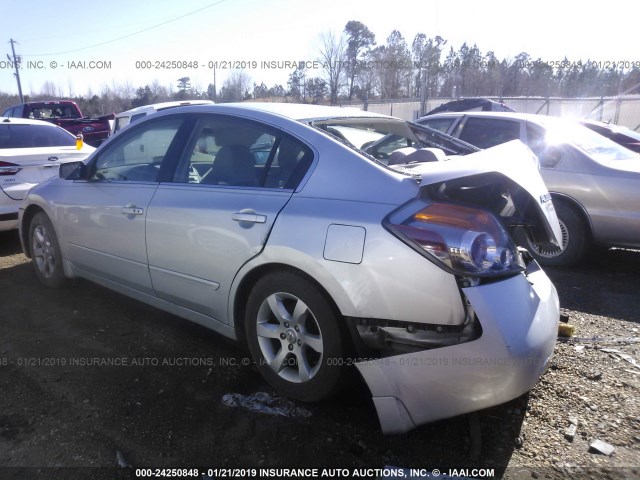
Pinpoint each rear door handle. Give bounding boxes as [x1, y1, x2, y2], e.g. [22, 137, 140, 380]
[232, 211, 267, 224]
[121, 206, 144, 216]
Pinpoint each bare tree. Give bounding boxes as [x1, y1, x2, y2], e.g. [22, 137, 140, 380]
[319, 31, 346, 104]
[220, 70, 252, 102]
[40, 80, 58, 98]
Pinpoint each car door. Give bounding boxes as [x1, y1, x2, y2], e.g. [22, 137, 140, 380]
[145, 114, 313, 323]
[59, 115, 189, 294]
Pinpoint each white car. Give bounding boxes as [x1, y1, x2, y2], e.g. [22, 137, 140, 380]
[112, 100, 215, 134]
[0, 117, 95, 231]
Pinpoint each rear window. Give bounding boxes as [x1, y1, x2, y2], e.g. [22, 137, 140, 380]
[541, 119, 637, 162]
[458, 117, 521, 149]
[28, 104, 77, 120]
[0, 124, 76, 148]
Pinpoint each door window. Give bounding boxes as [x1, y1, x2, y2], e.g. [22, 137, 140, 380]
[173, 116, 312, 189]
[91, 117, 184, 182]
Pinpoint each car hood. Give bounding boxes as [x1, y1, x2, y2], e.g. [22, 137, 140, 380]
[398, 140, 561, 246]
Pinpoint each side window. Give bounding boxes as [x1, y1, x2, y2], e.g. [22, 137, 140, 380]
[130, 113, 147, 124]
[173, 116, 312, 189]
[13, 105, 24, 117]
[458, 118, 521, 149]
[525, 124, 545, 153]
[91, 117, 183, 182]
[3, 107, 15, 117]
[264, 137, 312, 188]
[420, 117, 456, 133]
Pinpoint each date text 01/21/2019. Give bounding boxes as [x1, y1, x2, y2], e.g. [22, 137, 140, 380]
[133, 60, 325, 70]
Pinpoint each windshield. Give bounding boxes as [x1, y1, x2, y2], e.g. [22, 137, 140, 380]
[309, 117, 478, 165]
[542, 119, 637, 162]
[0, 124, 76, 148]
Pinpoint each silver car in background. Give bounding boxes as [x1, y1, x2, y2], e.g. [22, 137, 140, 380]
[19, 103, 560, 434]
[418, 112, 640, 266]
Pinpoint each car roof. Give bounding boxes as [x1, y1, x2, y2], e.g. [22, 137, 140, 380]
[422, 111, 536, 121]
[425, 98, 514, 115]
[116, 100, 215, 117]
[0, 117, 63, 127]
[203, 102, 396, 122]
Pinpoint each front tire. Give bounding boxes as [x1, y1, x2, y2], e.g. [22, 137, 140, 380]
[519, 201, 589, 267]
[29, 212, 67, 288]
[244, 271, 349, 402]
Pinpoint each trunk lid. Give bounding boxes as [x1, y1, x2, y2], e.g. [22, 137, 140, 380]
[0, 146, 93, 200]
[395, 140, 561, 246]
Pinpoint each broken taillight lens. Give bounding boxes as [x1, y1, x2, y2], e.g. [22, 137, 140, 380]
[385, 201, 525, 277]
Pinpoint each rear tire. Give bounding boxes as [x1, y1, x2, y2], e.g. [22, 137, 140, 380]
[244, 271, 349, 402]
[29, 212, 68, 288]
[518, 201, 589, 267]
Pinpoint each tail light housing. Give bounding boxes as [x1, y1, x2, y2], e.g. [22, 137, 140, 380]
[0, 161, 21, 176]
[384, 200, 524, 277]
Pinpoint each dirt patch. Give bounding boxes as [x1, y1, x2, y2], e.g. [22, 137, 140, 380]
[0, 230, 638, 479]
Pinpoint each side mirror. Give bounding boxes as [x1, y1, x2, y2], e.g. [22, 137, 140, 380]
[59, 161, 86, 180]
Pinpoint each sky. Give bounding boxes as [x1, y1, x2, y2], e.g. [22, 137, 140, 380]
[1, 0, 638, 98]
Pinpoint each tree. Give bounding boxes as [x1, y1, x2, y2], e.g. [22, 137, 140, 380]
[287, 65, 307, 101]
[131, 85, 156, 108]
[253, 82, 269, 99]
[412, 34, 446, 97]
[206, 83, 217, 101]
[175, 77, 191, 100]
[305, 77, 327, 103]
[319, 31, 346, 104]
[219, 70, 251, 102]
[344, 21, 376, 101]
[375, 30, 412, 99]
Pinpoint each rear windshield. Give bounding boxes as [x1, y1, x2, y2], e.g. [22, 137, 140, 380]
[28, 104, 78, 119]
[309, 117, 477, 165]
[0, 124, 76, 148]
[543, 120, 637, 162]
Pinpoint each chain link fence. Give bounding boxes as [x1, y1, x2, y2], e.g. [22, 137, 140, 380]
[340, 96, 640, 131]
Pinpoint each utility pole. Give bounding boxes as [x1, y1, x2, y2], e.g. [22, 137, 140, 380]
[8, 39, 24, 103]
[213, 65, 217, 102]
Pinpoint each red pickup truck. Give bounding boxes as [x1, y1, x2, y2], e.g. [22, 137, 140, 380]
[2, 101, 114, 147]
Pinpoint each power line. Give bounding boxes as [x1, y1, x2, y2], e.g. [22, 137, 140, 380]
[21, 0, 227, 57]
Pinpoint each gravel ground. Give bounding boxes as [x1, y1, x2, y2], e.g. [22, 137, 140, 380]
[0, 229, 638, 480]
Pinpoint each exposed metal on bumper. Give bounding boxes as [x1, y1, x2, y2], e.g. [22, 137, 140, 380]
[355, 269, 559, 434]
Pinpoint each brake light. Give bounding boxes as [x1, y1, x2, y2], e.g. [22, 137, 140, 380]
[0, 161, 21, 176]
[385, 201, 524, 277]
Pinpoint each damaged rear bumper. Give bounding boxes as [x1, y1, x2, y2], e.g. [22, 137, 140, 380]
[355, 268, 559, 434]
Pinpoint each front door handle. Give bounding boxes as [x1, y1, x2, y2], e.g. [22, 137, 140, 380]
[232, 211, 267, 224]
[121, 206, 144, 216]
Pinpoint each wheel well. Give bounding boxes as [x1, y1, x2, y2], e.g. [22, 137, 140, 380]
[20, 205, 46, 258]
[550, 193, 593, 239]
[233, 263, 348, 346]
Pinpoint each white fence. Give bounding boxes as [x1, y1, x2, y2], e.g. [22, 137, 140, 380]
[341, 96, 640, 131]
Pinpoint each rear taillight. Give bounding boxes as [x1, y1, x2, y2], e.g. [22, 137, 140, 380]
[0, 161, 21, 176]
[385, 201, 524, 277]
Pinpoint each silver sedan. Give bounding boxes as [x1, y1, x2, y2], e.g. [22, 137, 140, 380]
[19, 103, 560, 434]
